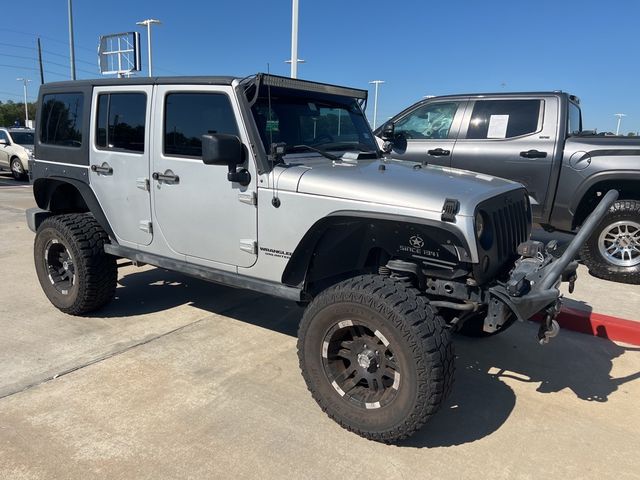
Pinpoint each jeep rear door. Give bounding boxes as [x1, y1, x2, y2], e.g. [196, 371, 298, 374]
[89, 86, 154, 246]
[450, 96, 559, 219]
[151, 85, 258, 268]
[385, 100, 466, 167]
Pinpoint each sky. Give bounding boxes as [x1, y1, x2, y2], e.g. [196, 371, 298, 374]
[1, 0, 639, 133]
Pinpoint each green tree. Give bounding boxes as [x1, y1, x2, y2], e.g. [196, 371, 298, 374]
[0, 100, 37, 127]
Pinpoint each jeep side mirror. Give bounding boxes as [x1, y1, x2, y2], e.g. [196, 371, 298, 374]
[201, 134, 251, 186]
[380, 122, 395, 141]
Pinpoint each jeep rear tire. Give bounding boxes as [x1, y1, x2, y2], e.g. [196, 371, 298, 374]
[34, 214, 117, 315]
[297, 275, 454, 443]
[580, 200, 640, 285]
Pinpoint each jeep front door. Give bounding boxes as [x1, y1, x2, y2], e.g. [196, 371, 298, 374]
[451, 97, 559, 219]
[151, 86, 258, 268]
[386, 100, 465, 167]
[90, 86, 153, 246]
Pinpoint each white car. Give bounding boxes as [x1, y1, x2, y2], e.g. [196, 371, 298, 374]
[0, 127, 34, 180]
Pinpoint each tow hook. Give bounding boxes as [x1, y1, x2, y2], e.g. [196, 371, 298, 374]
[538, 302, 561, 345]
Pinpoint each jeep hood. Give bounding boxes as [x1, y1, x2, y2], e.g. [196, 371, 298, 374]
[278, 158, 522, 216]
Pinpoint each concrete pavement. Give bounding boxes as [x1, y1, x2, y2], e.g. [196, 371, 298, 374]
[1, 175, 639, 479]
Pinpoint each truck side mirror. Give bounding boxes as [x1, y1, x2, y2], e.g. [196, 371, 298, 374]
[201, 134, 251, 186]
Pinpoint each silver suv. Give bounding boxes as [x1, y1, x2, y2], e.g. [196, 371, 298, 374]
[27, 74, 615, 443]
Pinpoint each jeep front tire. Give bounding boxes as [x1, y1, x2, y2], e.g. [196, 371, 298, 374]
[297, 275, 454, 443]
[34, 214, 117, 315]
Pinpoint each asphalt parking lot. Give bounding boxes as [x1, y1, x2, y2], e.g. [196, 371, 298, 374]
[1, 173, 639, 479]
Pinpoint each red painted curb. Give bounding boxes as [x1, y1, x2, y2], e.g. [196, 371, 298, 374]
[534, 307, 640, 346]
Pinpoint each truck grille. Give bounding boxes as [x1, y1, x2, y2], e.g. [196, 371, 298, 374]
[492, 197, 530, 261]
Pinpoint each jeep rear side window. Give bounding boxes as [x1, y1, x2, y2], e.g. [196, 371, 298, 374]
[466, 100, 541, 139]
[394, 102, 459, 139]
[40, 93, 84, 147]
[164, 93, 239, 158]
[96, 93, 147, 153]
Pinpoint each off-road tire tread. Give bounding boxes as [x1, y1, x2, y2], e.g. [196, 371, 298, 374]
[580, 200, 640, 285]
[297, 274, 454, 443]
[36, 213, 117, 314]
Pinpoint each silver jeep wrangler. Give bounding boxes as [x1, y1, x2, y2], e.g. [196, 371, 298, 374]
[27, 74, 616, 443]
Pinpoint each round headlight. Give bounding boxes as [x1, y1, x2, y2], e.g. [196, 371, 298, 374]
[475, 211, 485, 240]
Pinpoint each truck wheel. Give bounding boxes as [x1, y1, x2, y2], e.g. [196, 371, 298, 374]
[580, 200, 640, 285]
[297, 275, 454, 443]
[10, 157, 27, 181]
[34, 214, 117, 315]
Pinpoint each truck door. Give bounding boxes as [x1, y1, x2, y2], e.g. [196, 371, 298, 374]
[386, 100, 466, 167]
[450, 97, 559, 219]
[90, 86, 153, 246]
[151, 85, 258, 268]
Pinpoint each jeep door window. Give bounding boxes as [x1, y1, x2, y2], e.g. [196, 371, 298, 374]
[568, 102, 582, 136]
[164, 93, 239, 157]
[250, 89, 376, 155]
[394, 102, 459, 139]
[96, 93, 146, 153]
[40, 93, 84, 147]
[466, 100, 542, 139]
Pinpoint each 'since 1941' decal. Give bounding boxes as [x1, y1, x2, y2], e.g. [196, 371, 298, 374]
[399, 235, 441, 259]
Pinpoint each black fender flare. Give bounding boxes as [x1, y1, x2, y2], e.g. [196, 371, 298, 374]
[281, 210, 472, 289]
[32, 176, 115, 239]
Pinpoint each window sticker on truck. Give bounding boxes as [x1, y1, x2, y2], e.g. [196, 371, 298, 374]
[487, 114, 509, 138]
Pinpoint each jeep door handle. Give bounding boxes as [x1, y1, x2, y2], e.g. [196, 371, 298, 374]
[152, 171, 180, 184]
[90, 164, 113, 175]
[427, 148, 451, 156]
[520, 149, 547, 158]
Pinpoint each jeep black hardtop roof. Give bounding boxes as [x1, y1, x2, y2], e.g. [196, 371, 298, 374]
[39, 73, 368, 100]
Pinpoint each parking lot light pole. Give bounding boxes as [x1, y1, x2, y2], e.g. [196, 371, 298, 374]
[136, 19, 161, 77]
[287, 0, 305, 78]
[67, 0, 76, 80]
[614, 113, 626, 136]
[16, 78, 31, 126]
[369, 80, 385, 129]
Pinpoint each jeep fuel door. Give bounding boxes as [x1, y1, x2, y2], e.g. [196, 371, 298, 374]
[151, 85, 258, 268]
[89, 86, 154, 246]
[451, 97, 559, 219]
[385, 100, 466, 167]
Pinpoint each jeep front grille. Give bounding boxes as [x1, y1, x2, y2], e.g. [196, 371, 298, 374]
[492, 197, 530, 261]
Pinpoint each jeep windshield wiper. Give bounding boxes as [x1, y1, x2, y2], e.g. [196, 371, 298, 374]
[286, 144, 339, 161]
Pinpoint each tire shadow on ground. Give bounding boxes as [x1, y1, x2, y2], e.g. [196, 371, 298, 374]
[100, 267, 640, 448]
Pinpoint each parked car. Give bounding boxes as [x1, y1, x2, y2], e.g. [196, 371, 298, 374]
[27, 76, 614, 443]
[0, 127, 34, 180]
[375, 92, 640, 284]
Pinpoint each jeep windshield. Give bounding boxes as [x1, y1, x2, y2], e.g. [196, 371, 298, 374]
[249, 86, 378, 160]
